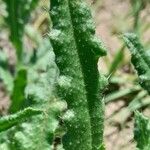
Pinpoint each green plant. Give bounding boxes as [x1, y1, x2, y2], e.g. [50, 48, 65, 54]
[0, 0, 150, 150]
[3, 0, 39, 62]
[123, 33, 150, 149]
[0, 38, 63, 150]
[50, 0, 107, 149]
[1, 1, 64, 147]
[123, 33, 150, 94]
[0, 107, 42, 133]
[1, 1, 65, 146]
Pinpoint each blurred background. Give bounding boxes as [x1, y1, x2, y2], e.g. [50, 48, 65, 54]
[0, 0, 149, 149]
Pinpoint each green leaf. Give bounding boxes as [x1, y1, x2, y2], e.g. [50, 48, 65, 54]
[50, 0, 107, 149]
[10, 68, 27, 113]
[7, 44, 62, 150]
[128, 91, 148, 111]
[105, 86, 140, 103]
[3, 0, 39, 61]
[0, 107, 42, 133]
[108, 46, 124, 75]
[10, 101, 65, 150]
[107, 91, 148, 124]
[134, 111, 150, 150]
[123, 33, 150, 93]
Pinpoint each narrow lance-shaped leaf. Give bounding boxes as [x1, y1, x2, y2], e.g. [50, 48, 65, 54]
[50, 0, 107, 149]
[123, 33, 150, 93]
[108, 46, 124, 76]
[134, 111, 150, 150]
[105, 86, 140, 103]
[0, 107, 42, 133]
[9, 68, 27, 113]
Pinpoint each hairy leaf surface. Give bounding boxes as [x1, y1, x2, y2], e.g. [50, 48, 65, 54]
[0, 107, 42, 133]
[123, 33, 150, 93]
[50, 0, 107, 149]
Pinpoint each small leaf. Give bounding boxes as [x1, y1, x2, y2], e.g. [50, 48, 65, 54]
[123, 33, 150, 93]
[9, 68, 27, 113]
[134, 111, 150, 150]
[0, 107, 42, 133]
